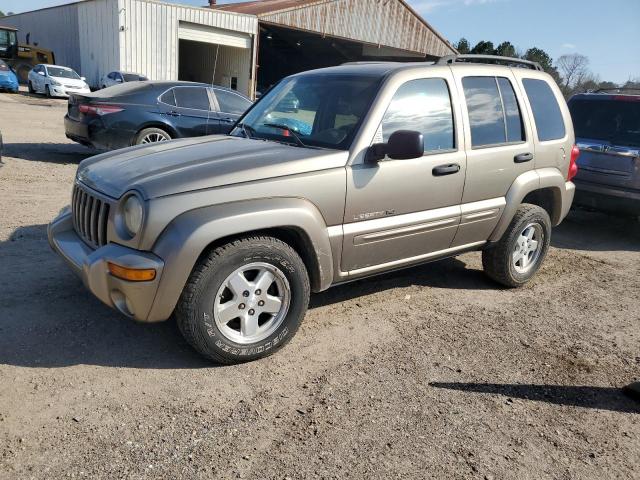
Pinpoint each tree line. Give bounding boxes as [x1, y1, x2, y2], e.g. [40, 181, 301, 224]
[454, 38, 639, 98]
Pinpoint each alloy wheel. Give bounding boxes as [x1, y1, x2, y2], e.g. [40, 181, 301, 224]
[512, 223, 544, 274]
[213, 262, 291, 344]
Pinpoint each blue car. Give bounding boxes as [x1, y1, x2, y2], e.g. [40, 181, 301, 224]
[0, 59, 19, 93]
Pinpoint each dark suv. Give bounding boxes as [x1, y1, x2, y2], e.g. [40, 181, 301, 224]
[568, 90, 640, 215]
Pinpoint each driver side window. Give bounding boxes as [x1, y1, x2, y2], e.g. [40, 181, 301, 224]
[380, 78, 455, 153]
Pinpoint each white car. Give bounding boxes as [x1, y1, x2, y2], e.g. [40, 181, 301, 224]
[27, 64, 91, 98]
[100, 71, 148, 89]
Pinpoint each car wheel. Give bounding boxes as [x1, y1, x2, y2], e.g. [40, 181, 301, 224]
[482, 203, 551, 288]
[134, 127, 172, 145]
[28, 81, 34, 94]
[175, 236, 310, 364]
[45, 85, 52, 98]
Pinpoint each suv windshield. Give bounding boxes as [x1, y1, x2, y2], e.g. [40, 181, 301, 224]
[232, 73, 382, 150]
[47, 66, 81, 80]
[569, 97, 640, 148]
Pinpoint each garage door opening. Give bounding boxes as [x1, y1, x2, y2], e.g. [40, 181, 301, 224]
[178, 22, 253, 97]
[256, 24, 428, 94]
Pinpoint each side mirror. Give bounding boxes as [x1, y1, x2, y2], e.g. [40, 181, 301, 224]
[81, 76, 86, 81]
[115, 77, 123, 83]
[367, 130, 424, 162]
[38, 71, 45, 76]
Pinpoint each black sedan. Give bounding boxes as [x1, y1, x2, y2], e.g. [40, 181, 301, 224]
[65, 81, 252, 150]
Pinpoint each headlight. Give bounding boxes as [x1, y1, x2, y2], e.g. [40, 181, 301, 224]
[49, 78, 60, 86]
[122, 194, 144, 237]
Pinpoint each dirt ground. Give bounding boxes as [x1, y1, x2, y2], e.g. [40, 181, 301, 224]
[0, 90, 638, 480]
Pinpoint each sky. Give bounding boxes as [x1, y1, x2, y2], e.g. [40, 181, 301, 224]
[2, 0, 639, 84]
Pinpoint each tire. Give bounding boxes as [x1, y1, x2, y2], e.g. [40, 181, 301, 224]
[28, 81, 34, 94]
[482, 203, 551, 288]
[175, 236, 311, 364]
[45, 85, 51, 98]
[134, 127, 172, 145]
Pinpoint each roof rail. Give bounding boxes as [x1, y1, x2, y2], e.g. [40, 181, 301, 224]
[436, 54, 543, 71]
[593, 87, 640, 95]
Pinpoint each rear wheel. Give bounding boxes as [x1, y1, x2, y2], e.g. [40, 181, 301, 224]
[482, 204, 551, 287]
[134, 127, 171, 145]
[175, 236, 310, 364]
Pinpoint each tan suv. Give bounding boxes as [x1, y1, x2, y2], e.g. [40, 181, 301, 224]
[48, 55, 578, 364]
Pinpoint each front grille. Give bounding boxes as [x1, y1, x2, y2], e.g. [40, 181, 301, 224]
[71, 183, 111, 248]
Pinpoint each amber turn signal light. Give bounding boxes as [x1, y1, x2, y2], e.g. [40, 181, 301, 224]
[107, 262, 156, 282]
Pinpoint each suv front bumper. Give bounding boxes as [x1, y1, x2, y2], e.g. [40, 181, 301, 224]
[47, 207, 165, 322]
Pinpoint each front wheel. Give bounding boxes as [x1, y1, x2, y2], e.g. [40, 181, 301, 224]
[28, 81, 35, 94]
[482, 204, 551, 287]
[45, 85, 52, 98]
[175, 236, 310, 364]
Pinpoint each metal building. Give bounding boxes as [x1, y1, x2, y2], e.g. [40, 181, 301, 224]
[3, 0, 455, 98]
[211, 0, 457, 93]
[3, 0, 259, 95]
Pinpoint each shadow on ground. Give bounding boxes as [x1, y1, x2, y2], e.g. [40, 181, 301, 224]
[430, 382, 640, 414]
[3, 142, 94, 163]
[553, 208, 640, 252]
[0, 207, 635, 370]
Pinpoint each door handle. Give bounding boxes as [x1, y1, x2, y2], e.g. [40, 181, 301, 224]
[432, 163, 461, 176]
[167, 110, 181, 117]
[514, 152, 534, 163]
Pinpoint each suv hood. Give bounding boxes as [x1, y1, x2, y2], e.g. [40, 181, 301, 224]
[77, 136, 349, 199]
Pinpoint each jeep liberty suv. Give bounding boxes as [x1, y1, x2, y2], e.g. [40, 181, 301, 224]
[48, 55, 577, 364]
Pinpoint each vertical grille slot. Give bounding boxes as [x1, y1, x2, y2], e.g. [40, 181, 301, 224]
[71, 184, 111, 248]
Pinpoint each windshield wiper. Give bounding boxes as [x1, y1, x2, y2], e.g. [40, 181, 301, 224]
[262, 123, 307, 148]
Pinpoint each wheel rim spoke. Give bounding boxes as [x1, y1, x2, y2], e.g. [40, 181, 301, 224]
[217, 300, 240, 324]
[241, 313, 259, 337]
[227, 271, 251, 298]
[262, 295, 282, 314]
[254, 269, 275, 293]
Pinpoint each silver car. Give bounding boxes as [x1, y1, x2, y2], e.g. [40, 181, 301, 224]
[48, 55, 577, 364]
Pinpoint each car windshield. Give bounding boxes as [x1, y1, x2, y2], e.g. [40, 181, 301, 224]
[47, 67, 81, 79]
[570, 97, 640, 148]
[232, 73, 382, 150]
[123, 73, 147, 82]
[0, 60, 9, 72]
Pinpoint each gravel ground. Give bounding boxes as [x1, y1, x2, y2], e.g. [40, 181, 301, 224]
[0, 90, 638, 480]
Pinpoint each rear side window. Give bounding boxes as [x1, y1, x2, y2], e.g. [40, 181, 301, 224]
[173, 87, 210, 110]
[214, 89, 251, 115]
[462, 76, 525, 147]
[381, 78, 455, 153]
[160, 89, 175, 106]
[522, 78, 566, 141]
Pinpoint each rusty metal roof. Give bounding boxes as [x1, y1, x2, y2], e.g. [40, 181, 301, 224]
[212, 0, 456, 57]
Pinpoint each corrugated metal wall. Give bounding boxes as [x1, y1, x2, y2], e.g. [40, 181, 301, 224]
[259, 0, 455, 58]
[78, 0, 121, 87]
[119, 0, 258, 83]
[2, 4, 82, 72]
[213, 45, 252, 96]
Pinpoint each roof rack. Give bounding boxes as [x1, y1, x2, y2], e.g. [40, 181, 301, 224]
[436, 54, 543, 71]
[593, 87, 640, 95]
